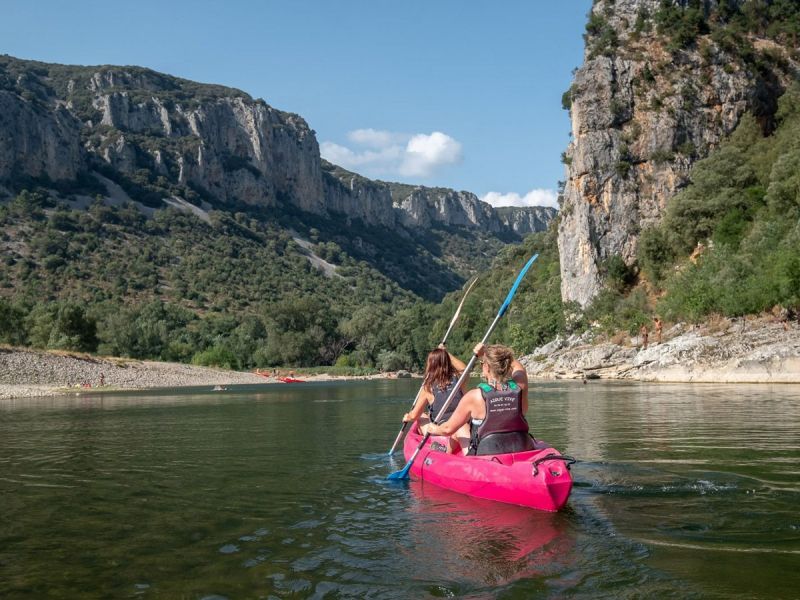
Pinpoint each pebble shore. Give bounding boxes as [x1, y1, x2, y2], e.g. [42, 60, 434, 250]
[0, 348, 281, 400]
[0, 347, 407, 400]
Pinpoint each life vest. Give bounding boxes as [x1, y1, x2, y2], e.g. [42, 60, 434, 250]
[468, 381, 534, 456]
[429, 376, 463, 422]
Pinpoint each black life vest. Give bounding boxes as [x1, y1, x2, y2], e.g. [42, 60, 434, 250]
[429, 376, 463, 422]
[468, 381, 534, 456]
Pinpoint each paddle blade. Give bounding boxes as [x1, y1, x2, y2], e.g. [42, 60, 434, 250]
[386, 462, 412, 480]
[387, 432, 429, 480]
[498, 253, 539, 317]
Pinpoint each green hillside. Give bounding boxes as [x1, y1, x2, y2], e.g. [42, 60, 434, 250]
[0, 183, 547, 370]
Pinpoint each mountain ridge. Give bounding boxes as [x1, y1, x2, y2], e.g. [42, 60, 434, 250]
[0, 54, 555, 241]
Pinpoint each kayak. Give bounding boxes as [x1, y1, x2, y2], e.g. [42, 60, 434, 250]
[402, 423, 574, 512]
[278, 377, 304, 383]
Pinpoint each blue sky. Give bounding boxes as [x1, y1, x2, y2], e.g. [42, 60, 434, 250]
[2, 1, 591, 208]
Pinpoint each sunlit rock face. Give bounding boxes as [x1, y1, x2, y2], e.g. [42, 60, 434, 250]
[0, 56, 556, 236]
[559, 0, 797, 307]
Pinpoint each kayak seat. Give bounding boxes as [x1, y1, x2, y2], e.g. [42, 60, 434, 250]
[474, 431, 536, 456]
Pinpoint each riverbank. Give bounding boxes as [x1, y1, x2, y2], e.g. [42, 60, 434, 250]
[522, 315, 800, 383]
[3, 315, 798, 399]
[0, 347, 396, 400]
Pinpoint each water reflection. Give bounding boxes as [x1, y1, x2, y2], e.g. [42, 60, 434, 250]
[405, 479, 571, 587]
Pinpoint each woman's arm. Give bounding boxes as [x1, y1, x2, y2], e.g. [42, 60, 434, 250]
[448, 351, 467, 373]
[511, 359, 529, 413]
[424, 389, 479, 436]
[403, 389, 432, 422]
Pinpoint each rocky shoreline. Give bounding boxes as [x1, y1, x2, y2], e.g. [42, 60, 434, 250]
[0, 347, 392, 401]
[521, 317, 800, 383]
[2, 317, 798, 401]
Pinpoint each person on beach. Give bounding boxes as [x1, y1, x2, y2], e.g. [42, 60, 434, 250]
[99, 373, 105, 387]
[640, 324, 649, 350]
[653, 317, 663, 344]
[422, 343, 534, 456]
[402, 344, 470, 452]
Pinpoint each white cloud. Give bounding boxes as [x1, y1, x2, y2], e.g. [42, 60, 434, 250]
[347, 128, 408, 148]
[319, 141, 403, 170]
[400, 132, 463, 177]
[481, 189, 559, 209]
[320, 129, 462, 179]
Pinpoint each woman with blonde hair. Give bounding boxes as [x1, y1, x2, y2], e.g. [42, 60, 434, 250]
[423, 342, 533, 456]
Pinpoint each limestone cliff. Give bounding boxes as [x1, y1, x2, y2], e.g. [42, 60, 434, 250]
[0, 91, 82, 182]
[495, 206, 558, 236]
[321, 161, 396, 228]
[0, 55, 554, 239]
[559, 0, 799, 307]
[322, 164, 554, 236]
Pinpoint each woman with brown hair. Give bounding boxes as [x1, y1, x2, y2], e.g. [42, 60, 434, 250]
[402, 343, 470, 452]
[423, 342, 533, 456]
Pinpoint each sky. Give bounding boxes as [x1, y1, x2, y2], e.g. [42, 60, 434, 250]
[1, 1, 592, 208]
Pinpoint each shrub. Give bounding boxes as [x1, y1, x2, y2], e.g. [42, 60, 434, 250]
[601, 255, 636, 292]
[0, 299, 28, 346]
[376, 350, 411, 372]
[191, 345, 237, 369]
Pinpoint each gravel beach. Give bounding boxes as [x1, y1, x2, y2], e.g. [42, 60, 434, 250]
[0, 347, 282, 400]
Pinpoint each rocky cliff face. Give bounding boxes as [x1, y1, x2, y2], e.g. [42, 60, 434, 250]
[0, 91, 82, 182]
[559, 0, 798, 307]
[0, 55, 555, 238]
[496, 206, 558, 236]
[87, 69, 324, 212]
[322, 165, 555, 236]
[321, 161, 396, 228]
[389, 183, 501, 231]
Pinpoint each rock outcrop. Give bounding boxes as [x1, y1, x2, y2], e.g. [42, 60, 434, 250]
[0, 55, 555, 239]
[496, 206, 558, 236]
[523, 318, 800, 383]
[559, 0, 799, 307]
[0, 91, 83, 182]
[390, 183, 502, 231]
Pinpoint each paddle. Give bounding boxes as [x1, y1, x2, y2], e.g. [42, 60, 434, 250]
[388, 276, 478, 455]
[387, 253, 539, 480]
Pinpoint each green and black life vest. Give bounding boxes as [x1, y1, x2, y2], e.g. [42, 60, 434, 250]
[468, 380, 534, 456]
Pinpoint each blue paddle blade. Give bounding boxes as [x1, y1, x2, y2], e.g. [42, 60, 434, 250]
[499, 253, 538, 317]
[387, 463, 411, 480]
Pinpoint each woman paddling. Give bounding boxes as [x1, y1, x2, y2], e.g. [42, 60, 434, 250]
[422, 342, 534, 456]
[402, 344, 470, 453]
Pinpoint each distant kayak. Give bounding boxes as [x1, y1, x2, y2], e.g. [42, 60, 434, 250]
[278, 377, 305, 383]
[403, 423, 574, 512]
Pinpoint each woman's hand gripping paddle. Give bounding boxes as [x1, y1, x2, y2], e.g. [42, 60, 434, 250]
[387, 277, 478, 455]
[387, 254, 539, 480]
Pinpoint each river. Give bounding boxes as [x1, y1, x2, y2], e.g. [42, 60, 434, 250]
[1, 380, 798, 599]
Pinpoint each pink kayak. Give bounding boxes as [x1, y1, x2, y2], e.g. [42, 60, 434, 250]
[402, 423, 574, 512]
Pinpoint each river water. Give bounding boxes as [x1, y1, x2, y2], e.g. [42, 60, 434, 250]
[0, 380, 798, 599]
